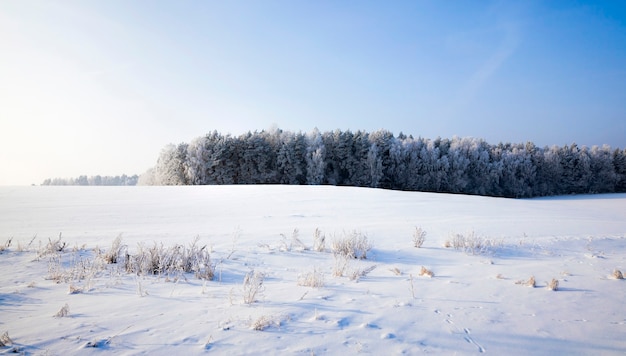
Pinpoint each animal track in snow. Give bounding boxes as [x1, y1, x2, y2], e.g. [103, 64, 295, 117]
[437, 310, 485, 353]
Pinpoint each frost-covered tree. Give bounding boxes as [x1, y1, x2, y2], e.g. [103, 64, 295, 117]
[277, 131, 307, 185]
[306, 128, 325, 185]
[367, 143, 383, 188]
[184, 136, 208, 185]
[613, 148, 626, 192]
[153, 143, 187, 185]
[588, 145, 617, 193]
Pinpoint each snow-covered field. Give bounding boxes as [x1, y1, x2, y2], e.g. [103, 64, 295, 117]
[1, 185, 625, 355]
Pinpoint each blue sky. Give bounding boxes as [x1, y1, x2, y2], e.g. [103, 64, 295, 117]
[1, 0, 625, 185]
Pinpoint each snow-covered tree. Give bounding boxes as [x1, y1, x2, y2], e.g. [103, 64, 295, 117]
[306, 128, 326, 185]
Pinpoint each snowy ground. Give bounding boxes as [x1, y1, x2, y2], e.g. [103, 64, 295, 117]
[1, 185, 625, 355]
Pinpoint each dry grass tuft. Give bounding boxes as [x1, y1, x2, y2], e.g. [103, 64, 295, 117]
[612, 269, 624, 280]
[124, 238, 214, 280]
[331, 231, 371, 259]
[348, 264, 377, 282]
[313, 228, 326, 252]
[242, 270, 265, 304]
[0, 331, 13, 347]
[332, 254, 350, 277]
[250, 315, 279, 331]
[515, 276, 535, 287]
[39, 234, 67, 257]
[16, 235, 37, 252]
[547, 278, 559, 291]
[419, 266, 434, 278]
[102, 234, 124, 264]
[68, 284, 83, 294]
[280, 229, 308, 252]
[446, 230, 502, 255]
[54, 303, 70, 318]
[389, 267, 402, 276]
[297, 267, 325, 288]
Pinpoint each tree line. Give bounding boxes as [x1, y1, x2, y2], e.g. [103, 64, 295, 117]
[42, 174, 139, 186]
[139, 128, 626, 198]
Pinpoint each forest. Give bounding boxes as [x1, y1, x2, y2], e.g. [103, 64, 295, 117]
[42, 174, 139, 186]
[140, 128, 626, 198]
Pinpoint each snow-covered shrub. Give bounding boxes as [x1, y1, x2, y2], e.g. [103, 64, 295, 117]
[45, 251, 102, 292]
[124, 239, 214, 280]
[38, 234, 66, 257]
[46, 254, 65, 283]
[612, 269, 623, 280]
[101, 235, 124, 264]
[331, 231, 371, 259]
[413, 227, 426, 248]
[298, 267, 324, 288]
[251, 315, 279, 331]
[447, 231, 501, 255]
[243, 270, 265, 304]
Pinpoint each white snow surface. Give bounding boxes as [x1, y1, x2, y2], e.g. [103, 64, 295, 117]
[1, 185, 625, 355]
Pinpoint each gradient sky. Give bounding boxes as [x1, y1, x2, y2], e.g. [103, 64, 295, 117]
[1, 1, 625, 185]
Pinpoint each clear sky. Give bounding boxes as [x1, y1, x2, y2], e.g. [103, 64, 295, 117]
[1, 0, 625, 185]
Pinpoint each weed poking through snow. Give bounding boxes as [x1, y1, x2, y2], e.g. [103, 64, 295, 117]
[313, 228, 326, 252]
[102, 234, 124, 264]
[348, 264, 377, 282]
[281, 228, 308, 252]
[0, 238, 12, 252]
[445, 230, 502, 255]
[297, 267, 324, 288]
[409, 274, 416, 299]
[242, 270, 265, 304]
[331, 230, 371, 259]
[516, 276, 536, 288]
[251, 315, 280, 331]
[547, 278, 559, 291]
[332, 253, 350, 277]
[54, 303, 70, 318]
[122, 238, 214, 280]
[419, 266, 434, 278]
[38, 233, 67, 258]
[413, 227, 426, 248]
[0, 331, 13, 347]
[389, 267, 402, 276]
